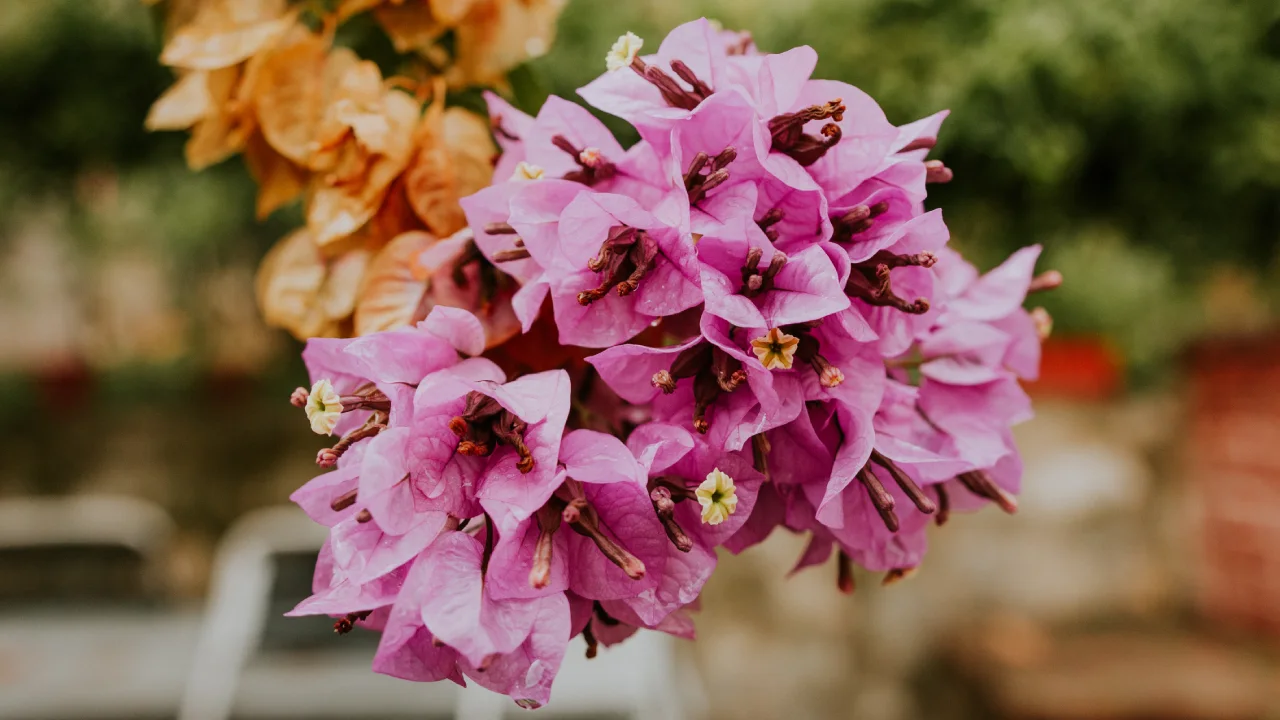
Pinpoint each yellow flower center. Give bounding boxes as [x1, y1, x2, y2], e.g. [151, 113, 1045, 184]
[750, 328, 800, 370]
[696, 468, 738, 525]
[606, 32, 644, 72]
[305, 378, 344, 436]
[511, 161, 545, 181]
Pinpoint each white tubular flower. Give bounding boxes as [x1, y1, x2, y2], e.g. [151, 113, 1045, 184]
[305, 379, 344, 435]
[750, 328, 800, 370]
[606, 32, 644, 72]
[696, 468, 738, 525]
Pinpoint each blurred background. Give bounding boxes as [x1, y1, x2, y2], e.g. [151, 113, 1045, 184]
[1, 0, 1278, 718]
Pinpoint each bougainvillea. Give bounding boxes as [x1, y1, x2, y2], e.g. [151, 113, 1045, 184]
[155, 11, 1059, 710]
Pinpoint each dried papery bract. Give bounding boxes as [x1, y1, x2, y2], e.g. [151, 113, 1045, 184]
[159, 0, 295, 71]
[252, 30, 335, 166]
[243, 132, 306, 219]
[145, 70, 216, 131]
[353, 230, 438, 335]
[405, 90, 497, 236]
[255, 227, 331, 339]
[256, 227, 371, 339]
[182, 65, 256, 169]
[304, 75, 420, 246]
[444, 0, 567, 87]
[148, 0, 562, 343]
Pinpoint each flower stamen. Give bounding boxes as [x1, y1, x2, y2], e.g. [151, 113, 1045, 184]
[578, 227, 659, 304]
[768, 99, 845, 166]
[756, 207, 785, 241]
[650, 486, 694, 552]
[956, 470, 1017, 514]
[333, 610, 372, 635]
[529, 502, 562, 589]
[856, 466, 899, 532]
[627, 50, 713, 110]
[924, 159, 953, 183]
[685, 147, 736, 205]
[317, 410, 388, 467]
[330, 488, 358, 512]
[740, 246, 787, 298]
[552, 135, 617, 186]
[1028, 270, 1063, 294]
[870, 449, 936, 514]
[845, 261, 930, 314]
[649, 341, 747, 433]
[837, 551, 855, 594]
[831, 201, 890, 244]
[563, 497, 646, 579]
[882, 567, 917, 586]
[934, 484, 951, 526]
[450, 391, 536, 472]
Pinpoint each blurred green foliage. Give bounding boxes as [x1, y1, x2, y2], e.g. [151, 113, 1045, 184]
[1, 0, 1278, 385]
[533, 0, 1280, 380]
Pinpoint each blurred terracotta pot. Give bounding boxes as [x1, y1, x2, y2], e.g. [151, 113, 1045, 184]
[1026, 335, 1123, 401]
[1186, 334, 1280, 639]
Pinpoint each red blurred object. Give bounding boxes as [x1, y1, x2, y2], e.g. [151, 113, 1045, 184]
[32, 359, 94, 414]
[1187, 334, 1280, 639]
[1026, 335, 1123, 401]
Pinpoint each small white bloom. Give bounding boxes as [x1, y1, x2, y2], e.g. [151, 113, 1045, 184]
[511, 161, 545, 181]
[606, 32, 644, 72]
[305, 379, 344, 436]
[696, 468, 738, 525]
[579, 147, 603, 166]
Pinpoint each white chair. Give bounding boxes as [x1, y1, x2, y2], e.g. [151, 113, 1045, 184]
[456, 631, 706, 720]
[181, 504, 706, 720]
[0, 494, 200, 720]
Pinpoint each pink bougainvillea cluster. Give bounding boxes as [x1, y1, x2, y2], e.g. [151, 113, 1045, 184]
[286, 19, 1058, 708]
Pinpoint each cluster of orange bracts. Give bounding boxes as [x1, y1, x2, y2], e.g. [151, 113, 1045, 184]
[145, 0, 565, 341]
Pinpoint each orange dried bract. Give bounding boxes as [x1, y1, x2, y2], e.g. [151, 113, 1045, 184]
[447, 0, 565, 87]
[354, 230, 437, 335]
[145, 70, 214, 131]
[319, 246, 373, 321]
[184, 65, 256, 169]
[333, 0, 391, 23]
[306, 86, 420, 246]
[372, 2, 446, 54]
[405, 99, 495, 236]
[367, 176, 427, 247]
[150, 0, 569, 343]
[429, 0, 478, 26]
[160, 0, 295, 71]
[256, 227, 375, 339]
[243, 132, 306, 219]
[252, 30, 331, 166]
[256, 228, 332, 339]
